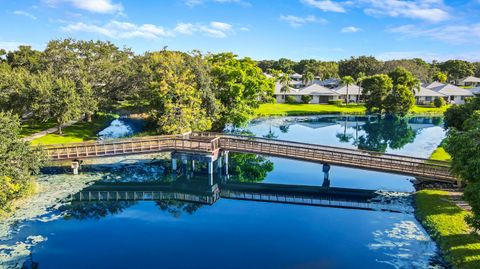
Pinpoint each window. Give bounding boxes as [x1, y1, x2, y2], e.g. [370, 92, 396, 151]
[425, 96, 432, 102]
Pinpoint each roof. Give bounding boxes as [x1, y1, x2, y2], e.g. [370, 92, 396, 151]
[432, 84, 475, 96]
[471, 86, 480, 95]
[415, 87, 445, 97]
[334, 84, 362, 95]
[274, 83, 297, 94]
[290, 73, 302, 79]
[425, 81, 445, 89]
[299, 84, 339, 96]
[459, 76, 480, 83]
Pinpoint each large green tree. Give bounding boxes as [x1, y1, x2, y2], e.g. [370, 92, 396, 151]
[439, 60, 475, 81]
[339, 56, 383, 79]
[141, 51, 212, 134]
[0, 112, 45, 209]
[361, 74, 392, 113]
[209, 53, 274, 129]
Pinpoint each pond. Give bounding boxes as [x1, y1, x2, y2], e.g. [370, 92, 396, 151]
[0, 115, 448, 269]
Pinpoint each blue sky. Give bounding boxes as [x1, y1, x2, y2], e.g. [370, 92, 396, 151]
[1, 0, 480, 61]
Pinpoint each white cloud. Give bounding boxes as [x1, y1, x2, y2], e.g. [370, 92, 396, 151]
[389, 23, 480, 44]
[62, 21, 172, 39]
[341, 26, 361, 32]
[45, 0, 123, 14]
[361, 0, 450, 22]
[280, 15, 325, 27]
[300, 0, 346, 13]
[13, 10, 37, 20]
[377, 51, 480, 62]
[62, 20, 235, 39]
[0, 41, 24, 52]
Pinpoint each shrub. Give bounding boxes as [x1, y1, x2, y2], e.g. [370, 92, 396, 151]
[434, 97, 445, 108]
[301, 95, 313, 104]
[328, 100, 343, 105]
[285, 96, 297, 104]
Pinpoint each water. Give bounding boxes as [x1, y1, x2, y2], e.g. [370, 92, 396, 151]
[0, 115, 448, 269]
[97, 117, 145, 141]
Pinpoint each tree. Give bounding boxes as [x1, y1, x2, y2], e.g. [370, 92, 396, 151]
[382, 58, 431, 82]
[433, 71, 447, 83]
[141, 51, 212, 134]
[272, 58, 296, 73]
[361, 74, 393, 113]
[439, 60, 475, 81]
[301, 95, 313, 104]
[0, 112, 45, 209]
[209, 53, 274, 130]
[339, 56, 383, 79]
[388, 67, 420, 93]
[302, 71, 314, 86]
[443, 98, 480, 231]
[49, 77, 82, 134]
[6, 45, 42, 72]
[433, 97, 445, 108]
[444, 97, 480, 131]
[384, 85, 415, 116]
[278, 72, 292, 100]
[341, 76, 354, 105]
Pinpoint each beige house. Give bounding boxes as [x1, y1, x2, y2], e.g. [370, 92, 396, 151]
[415, 87, 445, 105]
[456, 76, 480, 87]
[334, 84, 363, 103]
[274, 83, 340, 104]
[430, 83, 474, 104]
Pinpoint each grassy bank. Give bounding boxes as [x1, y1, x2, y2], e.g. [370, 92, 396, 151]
[415, 190, 480, 269]
[31, 113, 118, 145]
[19, 119, 58, 138]
[255, 103, 449, 117]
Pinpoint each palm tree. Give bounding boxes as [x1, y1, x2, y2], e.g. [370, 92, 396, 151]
[303, 71, 314, 86]
[356, 72, 366, 102]
[278, 73, 291, 100]
[341, 76, 355, 105]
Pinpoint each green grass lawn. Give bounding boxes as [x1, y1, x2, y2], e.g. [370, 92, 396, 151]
[430, 146, 452, 162]
[255, 103, 367, 116]
[416, 190, 480, 269]
[255, 103, 449, 117]
[31, 113, 118, 145]
[20, 119, 58, 138]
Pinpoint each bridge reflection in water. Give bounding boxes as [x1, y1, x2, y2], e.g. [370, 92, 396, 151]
[69, 175, 409, 213]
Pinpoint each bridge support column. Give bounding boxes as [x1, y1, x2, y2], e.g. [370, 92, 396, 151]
[71, 160, 82, 175]
[322, 164, 331, 187]
[224, 151, 229, 175]
[208, 160, 213, 175]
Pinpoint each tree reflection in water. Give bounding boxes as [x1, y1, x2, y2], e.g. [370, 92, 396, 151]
[357, 117, 416, 152]
[227, 153, 274, 182]
[155, 200, 203, 218]
[62, 201, 137, 220]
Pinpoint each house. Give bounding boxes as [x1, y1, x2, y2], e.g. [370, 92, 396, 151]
[424, 81, 445, 89]
[471, 86, 480, 95]
[319, 78, 340, 89]
[456, 76, 480, 87]
[274, 83, 340, 104]
[334, 84, 363, 103]
[415, 87, 445, 105]
[430, 83, 474, 104]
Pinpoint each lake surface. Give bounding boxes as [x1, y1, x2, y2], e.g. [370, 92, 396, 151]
[0, 115, 448, 269]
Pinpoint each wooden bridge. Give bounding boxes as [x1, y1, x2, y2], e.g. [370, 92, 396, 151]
[44, 132, 455, 183]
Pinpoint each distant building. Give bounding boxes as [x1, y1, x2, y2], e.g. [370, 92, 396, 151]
[456, 76, 480, 87]
[415, 87, 446, 105]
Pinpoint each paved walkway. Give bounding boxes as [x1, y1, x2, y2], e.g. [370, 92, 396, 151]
[22, 120, 79, 142]
[449, 191, 472, 211]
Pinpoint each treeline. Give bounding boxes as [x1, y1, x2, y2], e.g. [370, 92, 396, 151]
[0, 39, 275, 134]
[258, 56, 480, 82]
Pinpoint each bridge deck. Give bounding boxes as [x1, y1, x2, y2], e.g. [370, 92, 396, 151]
[44, 132, 455, 182]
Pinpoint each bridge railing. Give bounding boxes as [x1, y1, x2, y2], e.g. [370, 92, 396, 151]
[217, 136, 453, 181]
[45, 136, 220, 161]
[192, 132, 450, 166]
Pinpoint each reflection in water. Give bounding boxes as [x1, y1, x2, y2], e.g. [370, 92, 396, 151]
[227, 153, 274, 182]
[246, 115, 445, 158]
[357, 117, 416, 152]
